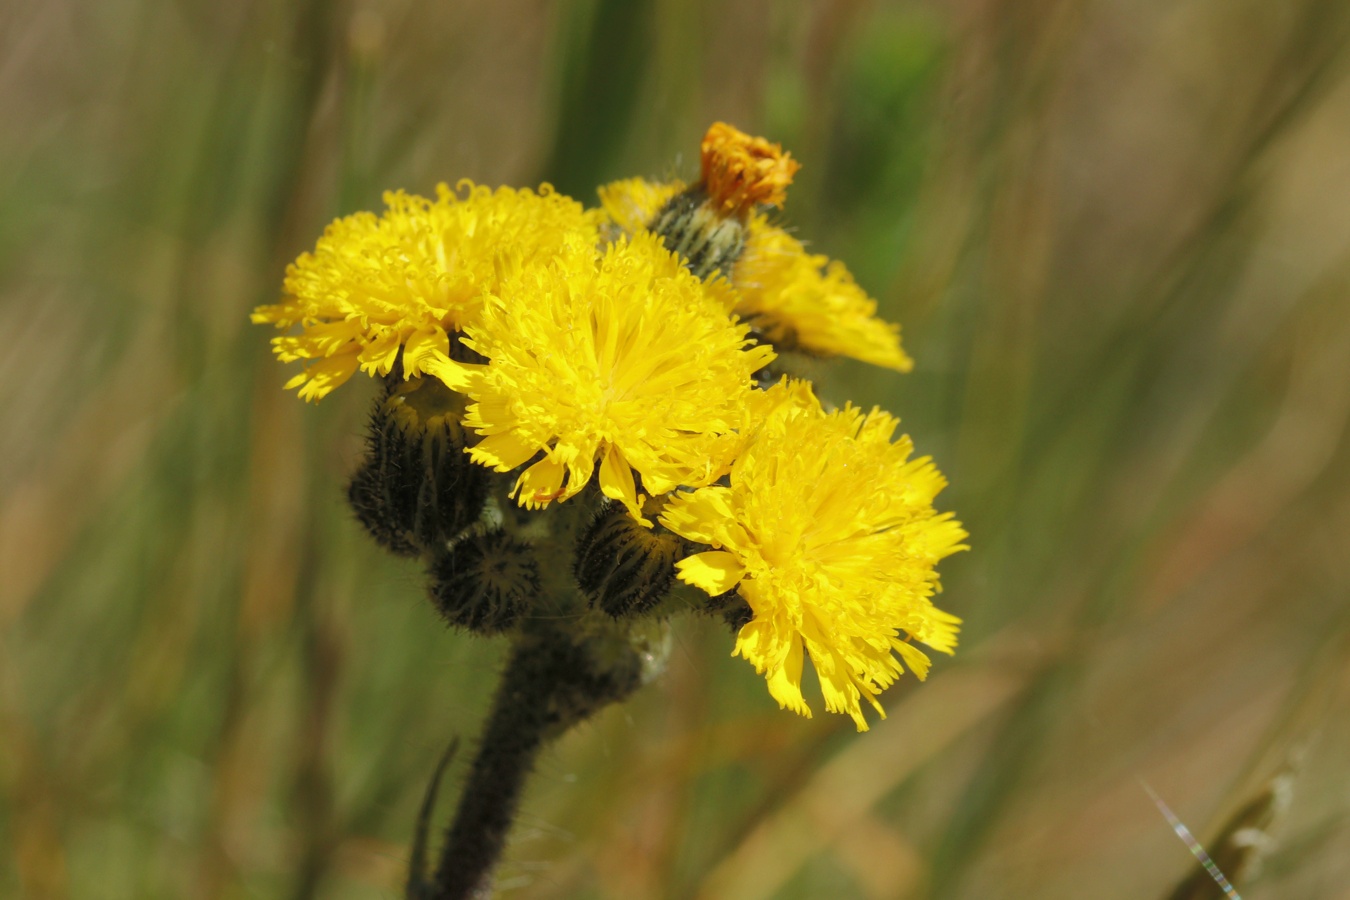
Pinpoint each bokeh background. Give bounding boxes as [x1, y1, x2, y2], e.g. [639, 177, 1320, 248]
[4, 1, 1350, 897]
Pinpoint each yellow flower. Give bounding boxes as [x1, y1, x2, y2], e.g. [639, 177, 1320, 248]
[735, 216, 913, 371]
[660, 379, 966, 730]
[598, 177, 912, 371]
[252, 182, 600, 401]
[427, 231, 775, 522]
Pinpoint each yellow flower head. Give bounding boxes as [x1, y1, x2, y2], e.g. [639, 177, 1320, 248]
[735, 216, 914, 371]
[428, 231, 775, 522]
[597, 177, 684, 238]
[252, 182, 600, 401]
[700, 122, 801, 217]
[597, 177, 912, 372]
[660, 380, 966, 730]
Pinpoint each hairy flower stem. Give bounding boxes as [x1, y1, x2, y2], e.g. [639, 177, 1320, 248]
[416, 620, 642, 900]
[428, 655, 545, 900]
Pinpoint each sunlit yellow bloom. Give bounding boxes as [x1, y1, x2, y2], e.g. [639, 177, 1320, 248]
[660, 379, 965, 730]
[428, 231, 774, 522]
[598, 178, 912, 371]
[252, 182, 600, 401]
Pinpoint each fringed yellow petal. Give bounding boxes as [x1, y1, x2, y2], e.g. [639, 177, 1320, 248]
[469, 431, 539, 472]
[817, 667, 870, 731]
[289, 353, 360, 402]
[763, 634, 812, 719]
[422, 355, 481, 393]
[894, 641, 934, 681]
[563, 452, 598, 506]
[912, 604, 961, 655]
[675, 551, 745, 596]
[659, 486, 738, 547]
[731, 611, 779, 667]
[513, 456, 566, 509]
[599, 445, 647, 524]
[357, 329, 403, 376]
[401, 325, 449, 378]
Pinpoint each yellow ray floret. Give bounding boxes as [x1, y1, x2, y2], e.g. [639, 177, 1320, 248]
[252, 182, 601, 401]
[660, 379, 966, 730]
[597, 178, 912, 372]
[427, 231, 775, 522]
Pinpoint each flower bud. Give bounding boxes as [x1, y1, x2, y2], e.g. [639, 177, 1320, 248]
[428, 529, 538, 634]
[707, 590, 753, 633]
[348, 459, 420, 557]
[347, 377, 489, 556]
[647, 122, 799, 280]
[574, 503, 682, 618]
[648, 188, 748, 280]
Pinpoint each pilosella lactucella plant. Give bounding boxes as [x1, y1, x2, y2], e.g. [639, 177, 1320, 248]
[253, 123, 968, 899]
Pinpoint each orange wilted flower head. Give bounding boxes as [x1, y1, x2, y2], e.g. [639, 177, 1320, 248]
[699, 122, 801, 217]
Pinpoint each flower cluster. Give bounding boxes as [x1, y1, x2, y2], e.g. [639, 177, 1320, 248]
[254, 122, 965, 729]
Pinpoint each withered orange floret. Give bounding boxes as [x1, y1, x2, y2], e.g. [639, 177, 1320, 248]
[700, 122, 801, 217]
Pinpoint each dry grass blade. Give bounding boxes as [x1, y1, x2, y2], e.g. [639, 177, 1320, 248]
[1161, 759, 1298, 900]
[693, 645, 1036, 900]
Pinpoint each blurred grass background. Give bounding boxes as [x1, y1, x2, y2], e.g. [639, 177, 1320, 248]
[3, 0, 1350, 897]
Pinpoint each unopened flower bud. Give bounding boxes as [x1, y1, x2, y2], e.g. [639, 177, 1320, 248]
[648, 122, 799, 280]
[648, 188, 748, 280]
[428, 529, 539, 634]
[574, 503, 682, 618]
[706, 590, 753, 633]
[347, 377, 489, 556]
[348, 460, 421, 557]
